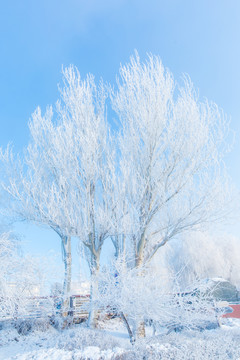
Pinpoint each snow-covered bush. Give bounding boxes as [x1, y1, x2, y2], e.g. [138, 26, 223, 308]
[1, 323, 240, 359]
[89, 258, 219, 343]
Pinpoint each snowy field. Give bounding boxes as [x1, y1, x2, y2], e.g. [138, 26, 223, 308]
[1, 319, 240, 360]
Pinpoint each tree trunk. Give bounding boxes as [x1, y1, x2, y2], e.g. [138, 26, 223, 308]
[87, 253, 100, 328]
[62, 235, 72, 317]
[136, 320, 146, 338]
[120, 312, 135, 345]
[135, 252, 146, 338]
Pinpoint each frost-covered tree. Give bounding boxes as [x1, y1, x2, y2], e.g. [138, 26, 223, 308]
[167, 232, 240, 290]
[0, 232, 59, 320]
[0, 232, 19, 318]
[1, 66, 116, 326]
[0, 112, 75, 305]
[55, 66, 117, 326]
[110, 53, 232, 337]
[112, 53, 231, 269]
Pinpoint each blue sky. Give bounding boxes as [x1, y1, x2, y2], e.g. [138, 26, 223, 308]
[0, 1, 240, 276]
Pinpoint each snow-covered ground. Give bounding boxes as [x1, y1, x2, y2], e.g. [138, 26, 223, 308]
[1, 318, 240, 359]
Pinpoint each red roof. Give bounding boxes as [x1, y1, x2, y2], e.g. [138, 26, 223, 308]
[222, 304, 240, 319]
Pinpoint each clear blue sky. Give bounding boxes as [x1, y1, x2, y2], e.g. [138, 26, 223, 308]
[0, 1, 240, 273]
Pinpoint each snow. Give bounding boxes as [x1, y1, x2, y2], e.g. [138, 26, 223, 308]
[1, 319, 240, 359]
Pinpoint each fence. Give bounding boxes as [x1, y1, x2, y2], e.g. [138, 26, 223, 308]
[0, 295, 91, 323]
